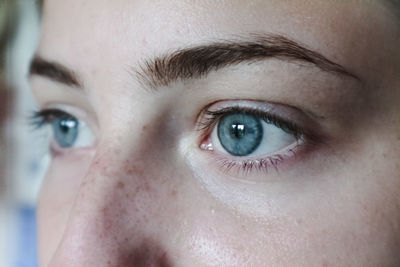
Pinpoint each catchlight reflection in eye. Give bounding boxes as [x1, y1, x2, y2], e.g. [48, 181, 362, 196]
[217, 113, 264, 156]
[212, 111, 297, 158]
[197, 100, 312, 174]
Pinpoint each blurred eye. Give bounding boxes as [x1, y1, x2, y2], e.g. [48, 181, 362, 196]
[31, 109, 95, 150]
[214, 111, 297, 157]
[52, 115, 79, 148]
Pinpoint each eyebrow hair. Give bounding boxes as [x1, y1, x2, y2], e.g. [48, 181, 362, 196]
[30, 34, 359, 90]
[135, 34, 359, 89]
[29, 57, 82, 87]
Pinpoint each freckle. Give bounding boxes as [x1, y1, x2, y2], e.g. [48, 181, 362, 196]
[117, 182, 125, 189]
[169, 190, 177, 198]
[143, 182, 151, 192]
[142, 125, 148, 132]
[124, 159, 130, 167]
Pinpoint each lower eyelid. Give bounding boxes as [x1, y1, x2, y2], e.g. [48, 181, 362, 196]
[200, 137, 306, 179]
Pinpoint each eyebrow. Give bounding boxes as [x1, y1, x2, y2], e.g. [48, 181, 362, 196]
[30, 34, 359, 89]
[136, 34, 359, 89]
[29, 57, 82, 87]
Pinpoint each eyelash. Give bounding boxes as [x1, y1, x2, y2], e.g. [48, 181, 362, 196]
[198, 106, 319, 174]
[30, 109, 74, 128]
[29, 106, 320, 174]
[199, 106, 304, 137]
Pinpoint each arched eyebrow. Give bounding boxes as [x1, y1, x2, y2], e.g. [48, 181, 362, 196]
[29, 57, 81, 88]
[29, 34, 359, 90]
[135, 34, 360, 89]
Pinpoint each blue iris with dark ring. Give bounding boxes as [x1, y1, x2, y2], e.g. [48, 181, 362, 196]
[52, 116, 79, 148]
[217, 113, 263, 156]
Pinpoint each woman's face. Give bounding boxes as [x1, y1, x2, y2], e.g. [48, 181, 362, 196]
[31, 0, 400, 266]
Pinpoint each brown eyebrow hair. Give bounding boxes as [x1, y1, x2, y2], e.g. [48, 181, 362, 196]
[30, 34, 358, 90]
[135, 34, 359, 89]
[29, 57, 81, 87]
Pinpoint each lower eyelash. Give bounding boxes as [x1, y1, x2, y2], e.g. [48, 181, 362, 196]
[213, 146, 299, 176]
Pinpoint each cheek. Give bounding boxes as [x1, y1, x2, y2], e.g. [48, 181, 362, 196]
[179, 170, 400, 266]
[37, 152, 93, 265]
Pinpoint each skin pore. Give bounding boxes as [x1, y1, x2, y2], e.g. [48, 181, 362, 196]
[30, 0, 400, 266]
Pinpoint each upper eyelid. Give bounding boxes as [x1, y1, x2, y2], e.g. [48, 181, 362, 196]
[30, 108, 76, 125]
[32, 105, 100, 133]
[197, 101, 327, 144]
[202, 107, 303, 134]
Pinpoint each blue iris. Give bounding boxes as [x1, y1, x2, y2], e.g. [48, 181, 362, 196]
[52, 116, 79, 148]
[217, 113, 263, 156]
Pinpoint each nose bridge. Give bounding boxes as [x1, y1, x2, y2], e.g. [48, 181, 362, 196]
[48, 146, 165, 266]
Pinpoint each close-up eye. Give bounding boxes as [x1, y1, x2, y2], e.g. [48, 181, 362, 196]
[30, 108, 95, 151]
[215, 111, 298, 157]
[198, 101, 312, 173]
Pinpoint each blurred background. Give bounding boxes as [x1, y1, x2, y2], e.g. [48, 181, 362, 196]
[1, 1, 48, 267]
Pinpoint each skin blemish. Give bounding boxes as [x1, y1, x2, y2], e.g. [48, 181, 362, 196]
[169, 189, 178, 198]
[117, 182, 125, 189]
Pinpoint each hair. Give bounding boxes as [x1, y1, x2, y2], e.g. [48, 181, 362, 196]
[0, 0, 18, 199]
[384, 0, 400, 19]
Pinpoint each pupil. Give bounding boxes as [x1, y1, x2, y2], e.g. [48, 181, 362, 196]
[231, 123, 246, 138]
[60, 120, 76, 133]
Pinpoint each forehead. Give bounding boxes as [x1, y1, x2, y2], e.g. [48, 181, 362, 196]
[37, 0, 397, 90]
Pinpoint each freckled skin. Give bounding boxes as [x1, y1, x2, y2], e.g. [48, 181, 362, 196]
[33, 0, 400, 266]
